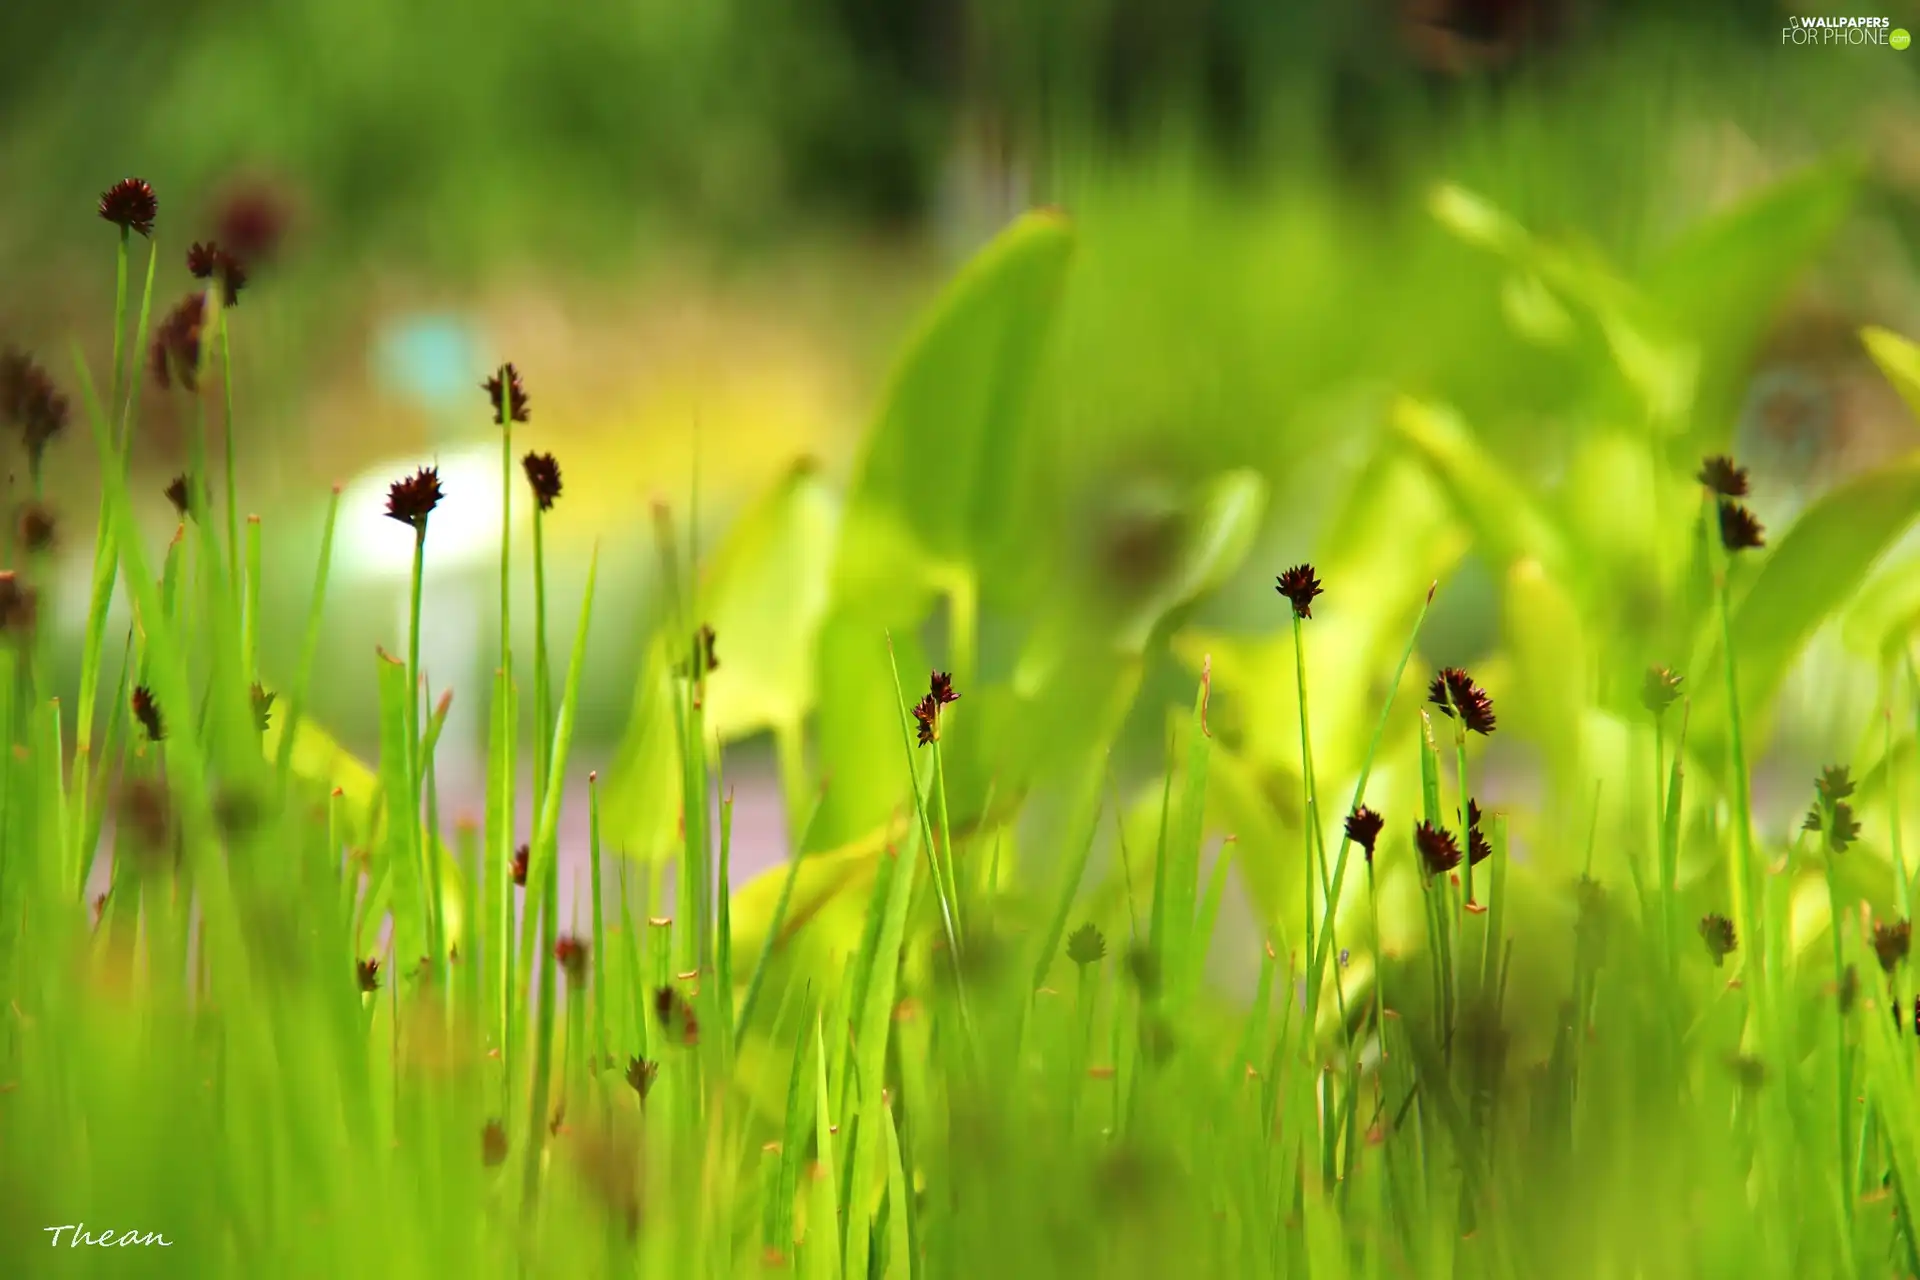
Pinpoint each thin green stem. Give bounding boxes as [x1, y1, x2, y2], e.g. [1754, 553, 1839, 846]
[220, 318, 240, 605]
[1292, 613, 1323, 1029]
[531, 503, 553, 825]
[406, 525, 434, 969]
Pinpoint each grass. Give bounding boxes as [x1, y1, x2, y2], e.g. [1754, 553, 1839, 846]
[6, 170, 1920, 1279]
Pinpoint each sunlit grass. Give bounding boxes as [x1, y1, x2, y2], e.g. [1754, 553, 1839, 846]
[6, 161, 1920, 1279]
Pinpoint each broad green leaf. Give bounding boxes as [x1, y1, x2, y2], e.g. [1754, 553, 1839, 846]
[1113, 469, 1267, 654]
[812, 212, 1075, 845]
[375, 650, 425, 969]
[1643, 161, 1858, 449]
[1504, 558, 1590, 819]
[834, 210, 1076, 609]
[1695, 450, 1920, 776]
[696, 458, 842, 741]
[1865, 325, 1920, 427]
[1390, 396, 1575, 584]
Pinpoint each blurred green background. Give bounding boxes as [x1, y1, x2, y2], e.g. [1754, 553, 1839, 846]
[3, 0, 1918, 858]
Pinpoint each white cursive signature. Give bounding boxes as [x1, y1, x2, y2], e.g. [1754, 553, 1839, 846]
[44, 1224, 173, 1248]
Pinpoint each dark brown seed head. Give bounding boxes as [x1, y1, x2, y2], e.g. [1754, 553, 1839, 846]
[1696, 455, 1750, 498]
[1066, 922, 1106, 966]
[482, 363, 530, 425]
[675, 625, 719, 678]
[0, 572, 37, 637]
[481, 1120, 508, 1167]
[165, 474, 192, 519]
[1718, 500, 1765, 553]
[1275, 564, 1325, 620]
[16, 502, 55, 553]
[118, 779, 174, 853]
[1641, 666, 1682, 717]
[384, 466, 443, 529]
[251, 684, 275, 732]
[912, 694, 939, 747]
[511, 844, 529, 887]
[150, 293, 208, 392]
[1803, 799, 1862, 854]
[131, 685, 165, 742]
[187, 241, 247, 307]
[1817, 765, 1855, 805]
[1699, 913, 1737, 967]
[555, 935, 589, 984]
[521, 451, 562, 511]
[1345, 806, 1385, 862]
[653, 985, 698, 1046]
[928, 670, 960, 706]
[1466, 800, 1493, 866]
[0, 355, 69, 470]
[215, 184, 290, 265]
[626, 1056, 659, 1101]
[1429, 667, 1496, 736]
[1874, 920, 1912, 975]
[1414, 821, 1462, 878]
[356, 957, 381, 993]
[98, 178, 158, 237]
[1124, 942, 1162, 996]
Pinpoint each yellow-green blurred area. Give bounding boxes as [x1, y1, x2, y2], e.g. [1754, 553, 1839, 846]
[2, 0, 1919, 801]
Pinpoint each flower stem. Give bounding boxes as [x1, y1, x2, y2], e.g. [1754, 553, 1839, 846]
[531, 504, 553, 823]
[220, 318, 241, 607]
[407, 524, 435, 969]
[1291, 613, 1327, 1028]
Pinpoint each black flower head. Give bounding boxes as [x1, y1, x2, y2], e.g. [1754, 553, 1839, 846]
[928, 670, 960, 706]
[1803, 799, 1862, 855]
[1429, 667, 1496, 736]
[0, 572, 37, 637]
[653, 985, 699, 1046]
[481, 1120, 508, 1167]
[1696, 455, 1750, 498]
[215, 184, 290, 266]
[625, 1056, 659, 1102]
[911, 693, 940, 747]
[1345, 806, 1385, 862]
[555, 935, 589, 984]
[98, 178, 158, 237]
[1817, 765, 1856, 806]
[1066, 922, 1107, 966]
[483, 363, 530, 425]
[1873, 920, 1912, 976]
[1414, 821, 1462, 878]
[165, 474, 192, 520]
[1466, 800, 1493, 866]
[356, 957, 381, 993]
[131, 685, 165, 742]
[1275, 564, 1325, 620]
[384, 466, 443, 529]
[250, 683, 275, 732]
[521, 451, 562, 511]
[510, 844, 528, 887]
[1699, 913, 1737, 967]
[17, 502, 56, 554]
[1123, 942, 1162, 997]
[0, 355, 69, 472]
[1718, 501, 1765, 553]
[150, 293, 208, 392]
[187, 241, 246, 307]
[118, 779, 174, 855]
[1641, 666, 1683, 717]
[675, 625, 719, 678]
